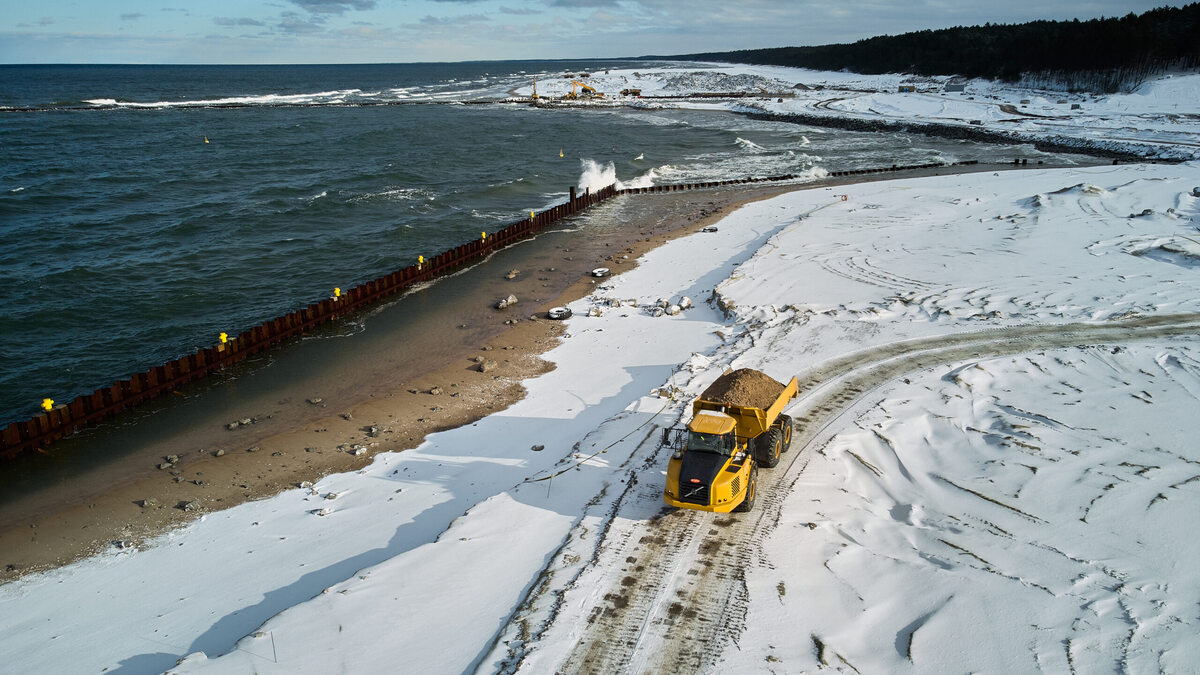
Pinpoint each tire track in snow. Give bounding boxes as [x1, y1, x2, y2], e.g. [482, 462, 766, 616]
[516, 313, 1200, 674]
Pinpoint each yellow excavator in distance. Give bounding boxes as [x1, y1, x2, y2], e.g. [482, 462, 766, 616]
[564, 80, 602, 100]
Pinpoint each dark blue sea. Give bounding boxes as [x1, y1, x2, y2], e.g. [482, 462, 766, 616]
[0, 61, 1084, 426]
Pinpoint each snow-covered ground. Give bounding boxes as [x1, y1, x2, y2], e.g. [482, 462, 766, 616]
[3, 64, 1200, 674]
[524, 63, 1200, 160]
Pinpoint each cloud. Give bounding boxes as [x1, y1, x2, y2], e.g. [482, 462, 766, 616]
[549, 0, 619, 6]
[279, 13, 328, 33]
[289, 0, 377, 14]
[417, 13, 491, 25]
[215, 17, 267, 27]
[37, 17, 55, 26]
[499, 5, 542, 14]
[120, 13, 144, 21]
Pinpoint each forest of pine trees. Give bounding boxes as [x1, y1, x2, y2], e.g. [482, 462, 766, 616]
[660, 4, 1200, 92]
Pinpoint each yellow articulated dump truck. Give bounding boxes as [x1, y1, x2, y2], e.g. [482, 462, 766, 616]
[662, 369, 798, 513]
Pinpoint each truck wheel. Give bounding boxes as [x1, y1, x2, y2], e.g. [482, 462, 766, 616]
[778, 414, 793, 452]
[755, 428, 782, 468]
[734, 466, 757, 512]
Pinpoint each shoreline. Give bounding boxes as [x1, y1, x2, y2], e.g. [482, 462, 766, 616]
[0, 161, 1089, 583]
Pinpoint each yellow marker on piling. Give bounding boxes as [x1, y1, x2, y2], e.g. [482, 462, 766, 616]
[219, 332, 228, 344]
[418, 255, 424, 269]
[333, 287, 341, 300]
[42, 398, 54, 412]
[530, 211, 535, 220]
[481, 232, 487, 242]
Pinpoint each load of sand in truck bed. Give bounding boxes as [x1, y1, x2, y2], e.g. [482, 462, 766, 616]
[699, 368, 786, 410]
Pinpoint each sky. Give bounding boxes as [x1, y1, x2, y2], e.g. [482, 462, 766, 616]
[0, 1, 1190, 65]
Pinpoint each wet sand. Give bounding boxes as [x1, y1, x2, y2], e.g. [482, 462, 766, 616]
[0, 162, 1073, 582]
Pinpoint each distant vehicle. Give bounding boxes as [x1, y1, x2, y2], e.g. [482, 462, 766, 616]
[565, 80, 603, 100]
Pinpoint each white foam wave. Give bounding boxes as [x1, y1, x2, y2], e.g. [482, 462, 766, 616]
[735, 137, 766, 152]
[578, 158, 677, 191]
[84, 88, 374, 109]
[578, 158, 618, 192]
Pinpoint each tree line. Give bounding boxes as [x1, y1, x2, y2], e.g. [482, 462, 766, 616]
[656, 3, 1200, 92]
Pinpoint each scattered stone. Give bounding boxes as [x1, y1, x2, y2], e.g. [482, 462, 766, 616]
[678, 296, 693, 310]
[531, 444, 545, 452]
[165, 455, 180, 464]
[408, 388, 419, 394]
[495, 294, 519, 310]
[271, 451, 283, 457]
[429, 386, 443, 395]
[177, 500, 200, 512]
[246, 446, 260, 453]
[240, 418, 252, 426]
[588, 306, 604, 317]
[311, 508, 331, 516]
[158, 462, 174, 471]
[193, 479, 207, 486]
[665, 304, 682, 316]
[478, 359, 499, 373]
[299, 481, 314, 489]
[213, 449, 225, 457]
[325, 492, 340, 500]
[307, 397, 324, 405]
[227, 421, 240, 430]
[505, 269, 520, 280]
[364, 426, 382, 437]
[340, 412, 353, 421]
[135, 498, 159, 508]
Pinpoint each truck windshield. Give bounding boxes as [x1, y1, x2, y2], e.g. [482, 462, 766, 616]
[687, 431, 730, 456]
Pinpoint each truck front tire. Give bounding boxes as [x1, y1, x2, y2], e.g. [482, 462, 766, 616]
[734, 466, 757, 512]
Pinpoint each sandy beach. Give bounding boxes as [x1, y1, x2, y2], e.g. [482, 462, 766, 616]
[0, 179, 805, 581]
[0, 160, 1092, 583]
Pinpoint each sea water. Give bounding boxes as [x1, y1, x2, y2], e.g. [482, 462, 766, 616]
[0, 61, 1083, 426]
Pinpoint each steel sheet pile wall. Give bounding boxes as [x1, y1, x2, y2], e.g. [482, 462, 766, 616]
[1, 161, 969, 459]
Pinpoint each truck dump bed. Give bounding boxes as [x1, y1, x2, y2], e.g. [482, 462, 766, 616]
[693, 369, 799, 439]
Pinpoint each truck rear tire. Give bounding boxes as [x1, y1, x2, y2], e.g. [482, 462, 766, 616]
[734, 466, 757, 512]
[755, 428, 782, 468]
[778, 414, 793, 452]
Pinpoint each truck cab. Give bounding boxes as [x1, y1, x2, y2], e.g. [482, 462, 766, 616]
[663, 410, 757, 513]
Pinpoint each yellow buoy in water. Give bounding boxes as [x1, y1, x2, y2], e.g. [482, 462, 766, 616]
[204, 136, 210, 144]
[558, 148, 563, 158]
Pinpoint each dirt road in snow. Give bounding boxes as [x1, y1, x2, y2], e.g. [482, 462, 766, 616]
[524, 312, 1200, 674]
